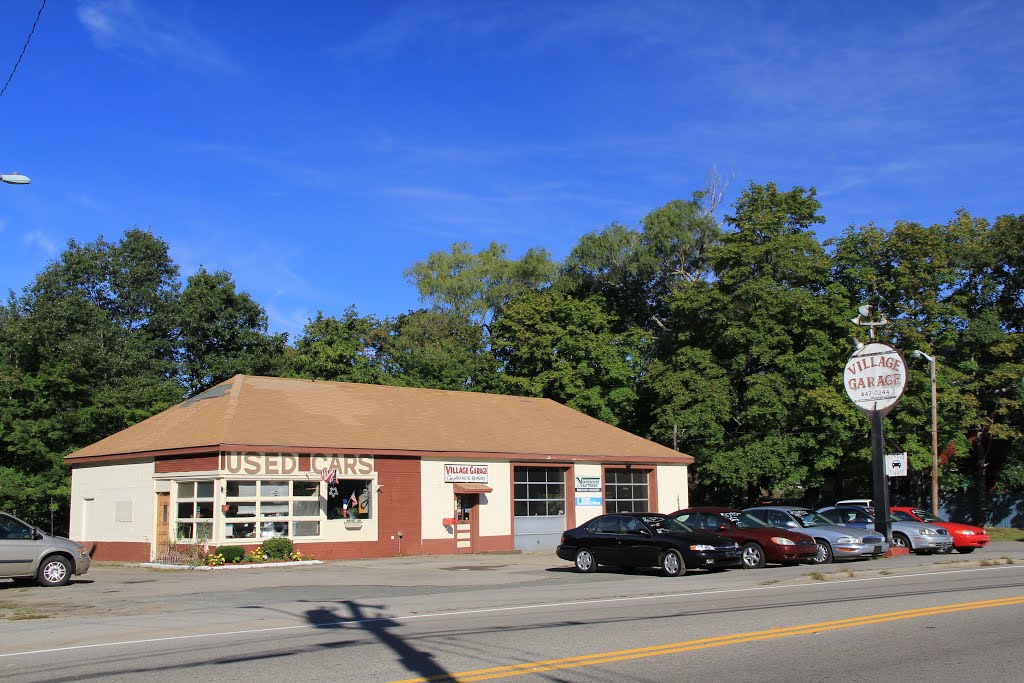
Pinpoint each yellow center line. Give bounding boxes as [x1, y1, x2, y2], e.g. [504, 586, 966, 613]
[388, 595, 1024, 683]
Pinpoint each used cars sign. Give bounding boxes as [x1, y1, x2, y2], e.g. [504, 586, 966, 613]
[844, 342, 907, 415]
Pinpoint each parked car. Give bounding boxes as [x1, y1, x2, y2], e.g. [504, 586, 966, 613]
[835, 498, 874, 513]
[670, 507, 817, 569]
[556, 512, 742, 576]
[742, 505, 888, 564]
[817, 505, 953, 555]
[0, 512, 91, 587]
[890, 507, 990, 554]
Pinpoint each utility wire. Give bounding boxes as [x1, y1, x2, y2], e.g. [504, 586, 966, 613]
[0, 0, 47, 99]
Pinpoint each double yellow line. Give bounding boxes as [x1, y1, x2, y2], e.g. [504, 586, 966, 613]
[390, 595, 1024, 683]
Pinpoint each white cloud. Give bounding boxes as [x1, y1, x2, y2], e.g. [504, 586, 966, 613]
[22, 230, 58, 255]
[77, 0, 240, 75]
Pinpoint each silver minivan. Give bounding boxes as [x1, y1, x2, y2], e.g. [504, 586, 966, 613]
[0, 512, 91, 586]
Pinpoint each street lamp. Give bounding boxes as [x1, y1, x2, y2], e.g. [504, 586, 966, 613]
[1, 172, 31, 185]
[913, 350, 939, 516]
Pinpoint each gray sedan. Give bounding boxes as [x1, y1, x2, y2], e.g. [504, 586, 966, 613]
[817, 505, 952, 555]
[743, 506, 888, 564]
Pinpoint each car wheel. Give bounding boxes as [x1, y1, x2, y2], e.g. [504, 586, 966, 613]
[574, 548, 597, 573]
[37, 555, 71, 587]
[956, 547, 975, 554]
[892, 532, 911, 549]
[661, 549, 685, 577]
[811, 539, 833, 565]
[741, 542, 766, 569]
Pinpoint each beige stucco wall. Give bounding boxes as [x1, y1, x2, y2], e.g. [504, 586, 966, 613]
[420, 459, 511, 540]
[70, 460, 155, 542]
[656, 464, 689, 513]
[571, 462, 604, 527]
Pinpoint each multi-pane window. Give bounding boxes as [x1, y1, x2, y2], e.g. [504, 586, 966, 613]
[223, 480, 322, 539]
[513, 468, 565, 516]
[604, 468, 649, 513]
[176, 481, 214, 540]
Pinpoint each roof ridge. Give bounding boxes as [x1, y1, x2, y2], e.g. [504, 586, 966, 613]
[220, 374, 246, 441]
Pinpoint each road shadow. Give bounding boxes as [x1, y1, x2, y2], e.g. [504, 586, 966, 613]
[302, 599, 453, 681]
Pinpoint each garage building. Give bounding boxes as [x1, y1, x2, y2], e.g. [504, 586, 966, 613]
[65, 375, 692, 561]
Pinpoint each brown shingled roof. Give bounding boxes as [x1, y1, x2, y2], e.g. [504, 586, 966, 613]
[65, 375, 692, 464]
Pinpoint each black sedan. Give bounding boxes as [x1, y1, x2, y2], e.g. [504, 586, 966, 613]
[556, 512, 742, 576]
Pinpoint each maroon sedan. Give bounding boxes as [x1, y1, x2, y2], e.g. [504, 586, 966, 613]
[670, 507, 817, 568]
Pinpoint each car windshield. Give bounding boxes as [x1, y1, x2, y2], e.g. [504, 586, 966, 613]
[790, 509, 832, 528]
[911, 509, 946, 523]
[722, 511, 771, 529]
[640, 514, 692, 533]
[890, 510, 917, 522]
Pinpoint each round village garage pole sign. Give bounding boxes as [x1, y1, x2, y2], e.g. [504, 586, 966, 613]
[843, 342, 908, 416]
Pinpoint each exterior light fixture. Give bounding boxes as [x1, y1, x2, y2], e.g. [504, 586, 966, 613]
[1, 173, 31, 185]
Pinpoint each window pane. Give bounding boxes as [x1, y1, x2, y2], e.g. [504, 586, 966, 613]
[176, 522, 193, 539]
[293, 481, 319, 497]
[177, 502, 194, 519]
[293, 521, 320, 537]
[262, 481, 288, 497]
[261, 502, 289, 517]
[196, 482, 214, 498]
[227, 481, 257, 497]
[224, 522, 255, 539]
[195, 522, 213, 540]
[260, 521, 288, 538]
[293, 500, 319, 517]
[545, 501, 564, 516]
[176, 482, 194, 498]
[514, 483, 527, 499]
[227, 502, 257, 517]
[513, 501, 528, 516]
[196, 502, 214, 519]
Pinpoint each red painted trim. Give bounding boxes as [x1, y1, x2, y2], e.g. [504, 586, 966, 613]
[82, 541, 152, 562]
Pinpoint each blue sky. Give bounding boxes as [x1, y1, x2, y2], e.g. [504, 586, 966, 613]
[1, 1, 1021, 339]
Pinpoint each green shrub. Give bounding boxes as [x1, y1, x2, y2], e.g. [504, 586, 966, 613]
[262, 537, 294, 560]
[214, 545, 245, 563]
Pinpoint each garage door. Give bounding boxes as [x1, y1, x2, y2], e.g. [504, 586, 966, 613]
[513, 467, 567, 552]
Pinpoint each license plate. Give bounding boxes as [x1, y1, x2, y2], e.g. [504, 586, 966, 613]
[874, 545, 882, 554]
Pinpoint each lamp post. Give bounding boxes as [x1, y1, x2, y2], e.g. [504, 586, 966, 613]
[1, 172, 31, 185]
[913, 350, 939, 516]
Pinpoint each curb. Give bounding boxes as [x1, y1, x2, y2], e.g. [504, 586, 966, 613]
[140, 560, 324, 571]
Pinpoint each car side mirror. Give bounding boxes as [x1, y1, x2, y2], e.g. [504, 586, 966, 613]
[785, 520, 799, 529]
[717, 524, 729, 531]
[32, 529, 43, 540]
[633, 528, 651, 536]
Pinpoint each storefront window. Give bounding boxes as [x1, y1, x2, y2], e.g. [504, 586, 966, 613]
[176, 481, 215, 541]
[604, 468, 649, 513]
[325, 479, 373, 520]
[223, 479, 323, 539]
[513, 467, 565, 516]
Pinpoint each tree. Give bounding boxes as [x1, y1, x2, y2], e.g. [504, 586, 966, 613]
[0, 230, 184, 529]
[287, 307, 387, 384]
[490, 291, 650, 426]
[404, 242, 557, 330]
[178, 268, 288, 396]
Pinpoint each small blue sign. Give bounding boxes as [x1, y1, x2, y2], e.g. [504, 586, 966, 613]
[576, 496, 602, 506]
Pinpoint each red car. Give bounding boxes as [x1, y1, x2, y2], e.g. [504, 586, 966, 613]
[671, 507, 817, 568]
[890, 507, 990, 553]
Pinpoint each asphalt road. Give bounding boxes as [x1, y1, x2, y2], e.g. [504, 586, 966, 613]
[2, 542, 1023, 682]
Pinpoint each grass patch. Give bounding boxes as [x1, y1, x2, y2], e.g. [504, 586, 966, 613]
[986, 528, 1024, 542]
[879, 569, 894, 575]
[807, 571, 828, 581]
[0, 601, 53, 621]
[760, 579, 780, 585]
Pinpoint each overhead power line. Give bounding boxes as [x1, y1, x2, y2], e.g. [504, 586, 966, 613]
[0, 0, 47, 99]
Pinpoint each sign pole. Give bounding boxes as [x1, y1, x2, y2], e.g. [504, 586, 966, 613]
[870, 409, 892, 542]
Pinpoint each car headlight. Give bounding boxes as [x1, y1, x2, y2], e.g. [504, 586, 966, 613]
[835, 536, 859, 544]
[956, 530, 976, 536]
[689, 544, 715, 551]
[76, 545, 88, 556]
[771, 537, 796, 546]
[919, 528, 937, 536]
